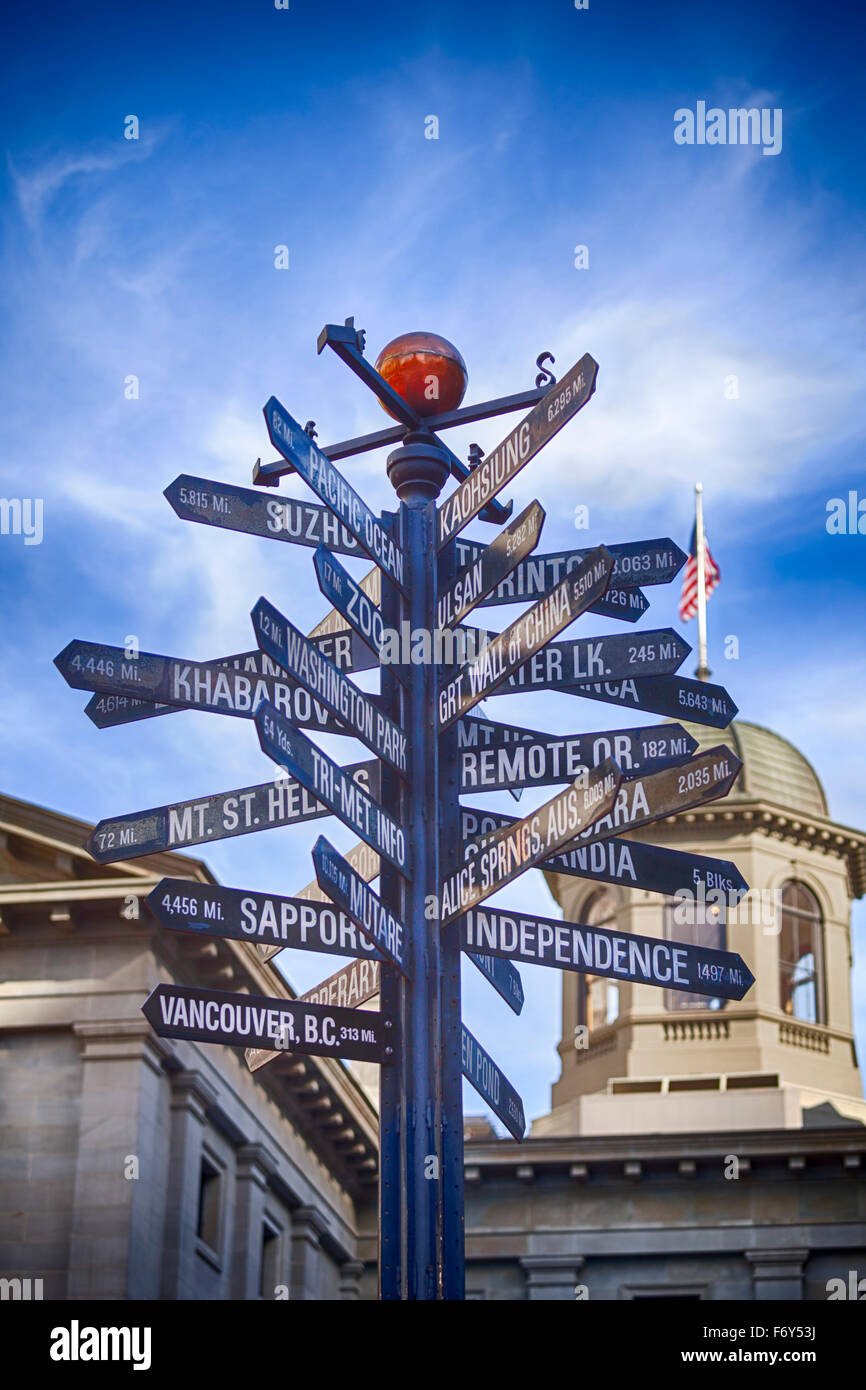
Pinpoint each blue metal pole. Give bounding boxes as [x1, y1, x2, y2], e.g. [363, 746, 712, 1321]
[384, 432, 455, 1299]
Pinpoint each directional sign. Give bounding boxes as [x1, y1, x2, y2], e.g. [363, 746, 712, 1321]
[564, 672, 738, 728]
[460, 805, 750, 901]
[165, 474, 366, 556]
[457, 716, 697, 793]
[83, 639, 378, 730]
[246, 958, 382, 1073]
[257, 838, 381, 965]
[461, 746, 744, 868]
[465, 951, 524, 1015]
[460, 1024, 525, 1141]
[86, 760, 379, 863]
[454, 536, 687, 607]
[471, 627, 691, 695]
[436, 501, 545, 631]
[255, 701, 409, 873]
[312, 835, 410, 977]
[439, 756, 622, 925]
[460, 906, 755, 1001]
[142, 982, 389, 1062]
[437, 353, 598, 548]
[313, 544, 399, 675]
[253, 595, 407, 775]
[146, 878, 383, 961]
[264, 395, 406, 591]
[437, 545, 615, 729]
[57, 640, 350, 736]
[589, 585, 649, 624]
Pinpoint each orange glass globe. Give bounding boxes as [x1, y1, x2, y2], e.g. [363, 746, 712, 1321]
[374, 331, 468, 420]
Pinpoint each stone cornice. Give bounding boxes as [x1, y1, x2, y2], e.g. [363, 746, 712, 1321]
[644, 796, 866, 897]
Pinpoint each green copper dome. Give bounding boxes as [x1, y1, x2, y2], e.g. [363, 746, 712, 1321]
[675, 719, 828, 818]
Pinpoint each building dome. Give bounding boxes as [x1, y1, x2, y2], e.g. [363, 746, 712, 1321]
[674, 719, 828, 819]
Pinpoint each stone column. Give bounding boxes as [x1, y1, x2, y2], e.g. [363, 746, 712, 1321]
[66, 1021, 169, 1301]
[160, 1070, 219, 1300]
[338, 1259, 366, 1300]
[231, 1143, 278, 1300]
[745, 1249, 809, 1300]
[520, 1255, 586, 1300]
[290, 1206, 329, 1300]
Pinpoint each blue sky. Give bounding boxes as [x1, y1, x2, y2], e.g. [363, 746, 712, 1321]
[2, 0, 865, 1125]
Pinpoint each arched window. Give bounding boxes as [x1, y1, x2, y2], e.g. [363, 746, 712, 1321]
[577, 891, 620, 1032]
[664, 895, 726, 1012]
[779, 881, 825, 1024]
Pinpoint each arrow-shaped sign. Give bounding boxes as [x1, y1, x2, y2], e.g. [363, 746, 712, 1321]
[264, 395, 406, 592]
[454, 535, 687, 606]
[142, 982, 390, 1062]
[564, 673, 738, 728]
[437, 545, 615, 729]
[436, 501, 545, 631]
[165, 474, 366, 556]
[146, 878, 384, 962]
[313, 544, 400, 677]
[460, 906, 755, 1001]
[257, 838, 381, 965]
[57, 640, 348, 736]
[85, 761, 379, 863]
[457, 716, 697, 793]
[85, 639, 378, 730]
[246, 958, 382, 1073]
[312, 835, 410, 977]
[469, 626, 691, 694]
[437, 353, 598, 547]
[255, 701, 409, 874]
[440, 756, 622, 924]
[253, 595, 407, 776]
[460, 805, 750, 901]
[466, 952, 525, 1014]
[461, 1023, 525, 1141]
[461, 746, 743, 871]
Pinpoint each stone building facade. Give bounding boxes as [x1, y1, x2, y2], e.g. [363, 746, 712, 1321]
[2, 719, 865, 1300]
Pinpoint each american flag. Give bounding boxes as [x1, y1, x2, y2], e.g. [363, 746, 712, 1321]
[679, 523, 720, 622]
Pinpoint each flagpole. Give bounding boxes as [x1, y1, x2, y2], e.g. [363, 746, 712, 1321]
[694, 481, 711, 681]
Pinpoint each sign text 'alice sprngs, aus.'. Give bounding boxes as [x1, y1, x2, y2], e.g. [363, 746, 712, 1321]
[439, 756, 622, 923]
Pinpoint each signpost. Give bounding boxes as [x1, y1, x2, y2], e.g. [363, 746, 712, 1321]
[468, 626, 691, 692]
[55, 316, 753, 1302]
[312, 835, 411, 977]
[460, 1024, 525, 1141]
[165, 474, 365, 555]
[460, 804, 749, 900]
[85, 637, 377, 729]
[455, 535, 687, 606]
[56, 639, 348, 735]
[437, 545, 616, 728]
[436, 500, 545, 630]
[87, 762, 379, 863]
[440, 756, 623, 924]
[457, 718, 697, 793]
[255, 701, 408, 873]
[146, 878, 384, 961]
[252, 595, 407, 775]
[142, 982, 390, 1062]
[459, 906, 754, 1002]
[564, 671, 738, 727]
[436, 353, 598, 546]
[246, 958, 382, 1073]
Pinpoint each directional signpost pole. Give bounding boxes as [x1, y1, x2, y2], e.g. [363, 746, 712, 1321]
[54, 316, 754, 1303]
